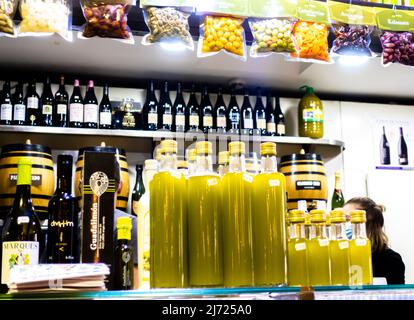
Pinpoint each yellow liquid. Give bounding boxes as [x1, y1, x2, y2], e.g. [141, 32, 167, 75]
[222, 172, 254, 287]
[150, 171, 188, 288]
[307, 239, 331, 286]
[187, 175, 223, 287]
[252, 172, 287, 286]
[287, 239, 309, 286]
[349, 239, 373, 286]
[329, 240, 350, 286]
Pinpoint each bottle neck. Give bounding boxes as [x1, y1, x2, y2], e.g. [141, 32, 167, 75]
[261, 155, 277, 173]
[229, 153, 246, 173]
[352, 222, 367, 239]
[134, 166, 144, 189]
[196, 154, 213, 174]
[331, 222, 347, 240]
[143, 168, 157, 189]
[288, 223, 306, 240]
[218, 163, 229, 176]
[400, 127, 404, 136]
[310, 223, 328, 239]
[14, 184, 32, 209]
[159, 152, 177, 172]
[334, 175, 341, 190]
[57, 165, 72, 194]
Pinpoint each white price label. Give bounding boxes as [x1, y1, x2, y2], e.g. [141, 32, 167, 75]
[17, 216, 30, 224]
[277, 124, 285, 135]
[190, 115, 199, 126]
[257, 119, 266, 129]
[203, 116, 213, 127]
[148, 113, 158, 124]
[318, 239, 329, 247]
[356, 239, 367, 246]
[57, 104, 67, 115]
[217, 116, 226, 128]
[207, 178, 218, 186]
[175, 114, 185, 126]
[295, 243, 306, 251]
[267, 122, 276, 133]
[163, 114, 172, 125]
[243, 173, 253, 183]
[269, 179, 280, 187]
[244, 118, 253, 129]
[339, 241, 349, 250]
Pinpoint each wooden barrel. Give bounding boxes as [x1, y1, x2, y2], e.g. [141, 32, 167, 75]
[279, 153, 328, 211]
[0, 143, 55, 220]
[75, 146, 130, 211]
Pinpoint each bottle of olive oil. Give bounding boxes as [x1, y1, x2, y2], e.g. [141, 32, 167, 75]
[222, 141, 254, 287]
[150, 140, 187, 288]
[252, 142, 287, 286]
[298, 86, 323, 139]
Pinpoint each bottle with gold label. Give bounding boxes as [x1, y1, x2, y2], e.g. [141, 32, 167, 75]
[218, 151, 229, 177]
[349, 210, 373, 286]
[287, 210, 309, 286]
[298, 86, 323, 139]
[187, 141, 223, 287]
[222, 141, 254, 287]
[307, 209, 331, 286]
[329, 209, 350, 286]
[150, 140, 187, 288]
[252, 142, 287, 286]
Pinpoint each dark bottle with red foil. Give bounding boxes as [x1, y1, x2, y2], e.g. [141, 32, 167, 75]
[54, 76, 69, 127]
[47, 155, 79, 263]
[69, 80, 84, 128]
[173, 82, 186, 132]
[200, 86, 214, 134]
[83, 80, 99, 129]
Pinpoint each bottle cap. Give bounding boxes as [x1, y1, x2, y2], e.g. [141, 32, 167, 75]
[350, 210, 366, 223]
[187, 148, 197, 162]
[117, 216, 132, 229]
[288, 210, 305, 223]
[218, 151, 230, 165]
[309, 209, 326, 223]
[160, 140, 177, 154]
[330, 208, 346, 223]
[229, 141, 245, 155]
[196, 141, 212, 155]
[335, 171, 341, 177]
[260, 142, 277, 156]
[144, 159, 158, 171]
[300, 85, 315, 95]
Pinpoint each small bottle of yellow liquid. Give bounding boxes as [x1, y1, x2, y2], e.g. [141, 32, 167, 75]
[222, 141, 254, 287]
[349, 210, 373, 286]
[150, 139, 188, 288]
[287, 209, 309, 287]
[187, 141, 223, 287]
[187, 148, 197, 176]
[252, 142, 287, 286]
[217, 151, 229, 177]
[329, 208, 351, 286]
[307, 209, 331, 286]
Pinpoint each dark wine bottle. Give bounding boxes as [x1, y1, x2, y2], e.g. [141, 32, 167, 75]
[380, 126, 390, 165]
[173, 82, 186, 133]
[265, 94, 276, 136]
[143, 81, 158, 131]
[99, 84, 112, 129]
[47, 155, 79, 263]
[54, 76, 69, 127]
[398, 127, 409, 165]
[40, 77, 54, 127]
[131, 165, 145, 217]
[274, 96, 286, 136]
[200, 86, 214, 134]
[1, 159, 43, 288]
[69, 80, 84, 128]
[241, 89, 254, 136]
[158, 81, 173, 131]
[0, 81, 12, 125]
[83, 80, 98, 129]
[25, 80, 40, 126]
[12, 82, 26, 126]
[113, 216, 134, 290]
[226, 92, 240, 135]
[186, 85, 200, 132]
[331, 171, 345, 210]
[213, 87, 227, 134]
[253, 88, 266, 136]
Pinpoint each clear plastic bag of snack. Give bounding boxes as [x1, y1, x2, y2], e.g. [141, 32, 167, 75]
[197, 15, 246, 61]
[331, 23, 375, 58]
[249, 18, 297, 58]
[18, 0, 72, 41]
[142, 6, 193, 50]
[80, 0, 133, 43]
[288, 20, 331, 63]
[0, 0, 18, 36]
[380, 31, 414, 67]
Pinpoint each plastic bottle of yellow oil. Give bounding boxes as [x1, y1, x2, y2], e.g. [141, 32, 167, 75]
[252, 142, 287, 286]
[287, 209, 309, 287]
[349, 210, 373, 286]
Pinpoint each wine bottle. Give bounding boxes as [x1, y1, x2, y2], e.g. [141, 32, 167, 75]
[331, 171, 345, 210]
[173, 82, 186, 133]
[200, 86, 214, 134]
[54, 76, 69, 127]
[83, 80, 98, 129]
[0, 81, 12, 125]
[131, 165, 145, 217]
[40, 77, 54, 127]
[398, 127, 409, 165]
[214, 87, 227, 134]
[69, 80, 84, 128]
[143, 80, 158, 131]
[12, 82, 26, 126]
[253, 88, 266, 136]
[99, 84, 112, 129]
[114, 216, 134, 290]
[1, 159, 43, 287]
[240, 89, 254, 136]
[274, 96, 286, 136]
[47, 155, 79, 263]
[226, 92, 240, 135]
[265, 94, 276, 136]
[158, 81, 173, 131]
[380, 126, 390, 165]
[25, 80, 40, 126]
[186, 85, 200, 132]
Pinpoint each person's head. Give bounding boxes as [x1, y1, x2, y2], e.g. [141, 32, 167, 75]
[343, 197, 388, 252]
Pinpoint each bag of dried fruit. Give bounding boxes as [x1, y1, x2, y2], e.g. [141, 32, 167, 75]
[79, 0, 133, 44]
[0, 0, 18, 37]
[17, 0, 72, 41]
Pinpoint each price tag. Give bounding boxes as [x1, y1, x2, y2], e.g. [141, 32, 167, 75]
[295, 242, 306, 251]
[356, 239, 367, 246]
[207, 178, 218, 186]
[319, 239, 329, 247]
[269, 179, 280, 187]
[243, 174, 253, 183]
[17, 216, 30, 224]
[339, 241, 349, 250]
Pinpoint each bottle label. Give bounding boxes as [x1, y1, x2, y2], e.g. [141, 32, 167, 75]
[355, 239, 367, 246]
[269, 179, 280, 187]
[243, 173, 253, 183]
[295, 242, 306, 251]
[13, 104, 26, 121]
[69, 103, 84, 122]
[217, 116, 226, 128]
[17, 216, 30, 224]
[190, 115, 199, 126]
[339, 241, 349, 250]
[27, 97, 39, 109]
[148, 113, 158, 125]
[203, 115, 213, 127]
[57, 104, 67, 115]
[42, 104, 53, 115]
[100, 111, 112, 126]
[230, 112, 240, 124]
[175, 114, 185, 126]
[318, 239, 329, 247]
[277, 124, 286, 135]
[9, 174, 42, 186]
[1, 241, 39, 284]
[295, 180, 321, 190]
[1, 104, 12, 121]
[207, 178, 218, 186]
[303, 108, 324, 123]
[257, 118, 266, 129]
[84, 104, 98, 123]
[244, 118, 253, 129]
[163, 114, 172, 125]
[267, 122, 276, 133]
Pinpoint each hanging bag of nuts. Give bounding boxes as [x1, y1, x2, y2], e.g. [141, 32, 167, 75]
[0, 0, 18, 37]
